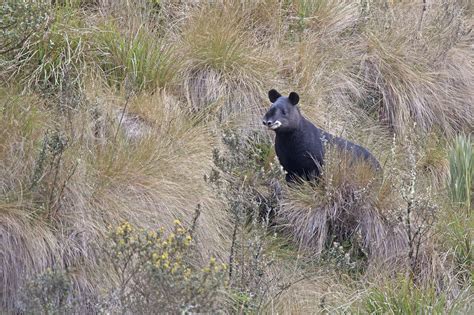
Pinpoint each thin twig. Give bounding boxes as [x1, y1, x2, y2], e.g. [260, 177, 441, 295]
[114, 97, 131, 142]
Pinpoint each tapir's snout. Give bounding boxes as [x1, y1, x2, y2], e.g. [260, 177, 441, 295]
[262, 118, 273, 126]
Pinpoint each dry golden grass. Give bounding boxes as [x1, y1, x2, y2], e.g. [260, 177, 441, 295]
[1, 0, 473, 312]
[180, 3, 276, 124]
[278, 147, 404, 260]
[0, 86, 229, 308]
[360, 2, 473, 135]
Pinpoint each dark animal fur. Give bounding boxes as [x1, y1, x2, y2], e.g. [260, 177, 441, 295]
[263, 89, 380, 183]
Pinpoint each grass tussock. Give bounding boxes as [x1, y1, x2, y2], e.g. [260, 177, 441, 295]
[449, 134, 473, 211]
[279, 147, 405, 263]
[0, 88, 229, 309]
[1, 0, 473, 312]
[95, 24, 180, 92]
[181, 3, 274, 122]
[360, 2, 473, 135]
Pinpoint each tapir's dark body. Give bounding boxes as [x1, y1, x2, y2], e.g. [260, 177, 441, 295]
[263, 89, 380, 183]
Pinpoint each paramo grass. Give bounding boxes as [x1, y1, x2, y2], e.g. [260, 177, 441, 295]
[1, 0, 473, 313]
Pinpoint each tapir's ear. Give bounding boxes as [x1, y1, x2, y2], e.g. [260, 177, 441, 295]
[268, 89, 281, 103]
[288, 92, 299, 105]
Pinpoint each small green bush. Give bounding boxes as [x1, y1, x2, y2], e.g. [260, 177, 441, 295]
[1, 3, 88, 91]
[0, 1, 49, 56]
[19, 268, 72, 314]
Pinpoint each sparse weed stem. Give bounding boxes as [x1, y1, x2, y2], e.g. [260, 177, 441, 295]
[208, 128, 288, 311]
[28, 129, 78, 220]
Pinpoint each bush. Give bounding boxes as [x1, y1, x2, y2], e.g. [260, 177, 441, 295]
[1, 3, 88, 91]
[0, 1, 49, 57]
[103, 221, 227, 313]
[19, 268, 72, 314]
[18, 221, 227, 313]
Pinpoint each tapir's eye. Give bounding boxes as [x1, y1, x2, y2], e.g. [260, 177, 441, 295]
[281, 109, 287, 116]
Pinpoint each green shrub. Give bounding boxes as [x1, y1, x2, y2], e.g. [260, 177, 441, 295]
[0, 1, 49, 56]
[208, 130, 286, 312]
[1, 3, 88, 91]
[19, 268, 72, 314]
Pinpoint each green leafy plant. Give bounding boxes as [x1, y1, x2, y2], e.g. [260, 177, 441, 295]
[0, 0, 49, 56]
[19, 268, 72, 314]
[208, 130, 286, 312]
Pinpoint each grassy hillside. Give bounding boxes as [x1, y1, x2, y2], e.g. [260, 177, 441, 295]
[1, 0, 472, 313]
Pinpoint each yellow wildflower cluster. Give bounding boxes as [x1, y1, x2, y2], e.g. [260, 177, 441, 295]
[115, 221, 133, 236]
[109, 220, 203, 283]
[203, 257, 227, 273]
[144, 220, 196, 278]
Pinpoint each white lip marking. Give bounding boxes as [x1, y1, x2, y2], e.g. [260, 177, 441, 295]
[270, 121, 282, 130]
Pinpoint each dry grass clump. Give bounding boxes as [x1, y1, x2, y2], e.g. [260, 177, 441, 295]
[265, 265, 362, 313]
[278, 147, 405, 264]
[288, 0, 361, 37]
[360, 1, 473, 135]
[181, 3, 274, 122]
[0, 87, 229, 309]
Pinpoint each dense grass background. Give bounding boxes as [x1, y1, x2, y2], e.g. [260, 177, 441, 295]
[1, 0, 472, 313]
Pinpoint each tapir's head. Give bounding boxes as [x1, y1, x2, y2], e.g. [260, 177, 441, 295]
[262, 89, 301, 132]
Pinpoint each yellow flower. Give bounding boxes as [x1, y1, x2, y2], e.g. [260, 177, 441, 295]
[171, 263, 180, 274]
[184, 268, 191, 278]
[161, 252, 168, 260]
[173, 219, 182, 226]
[152, 253, 158, 260]
[209, 257, 216, 265]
